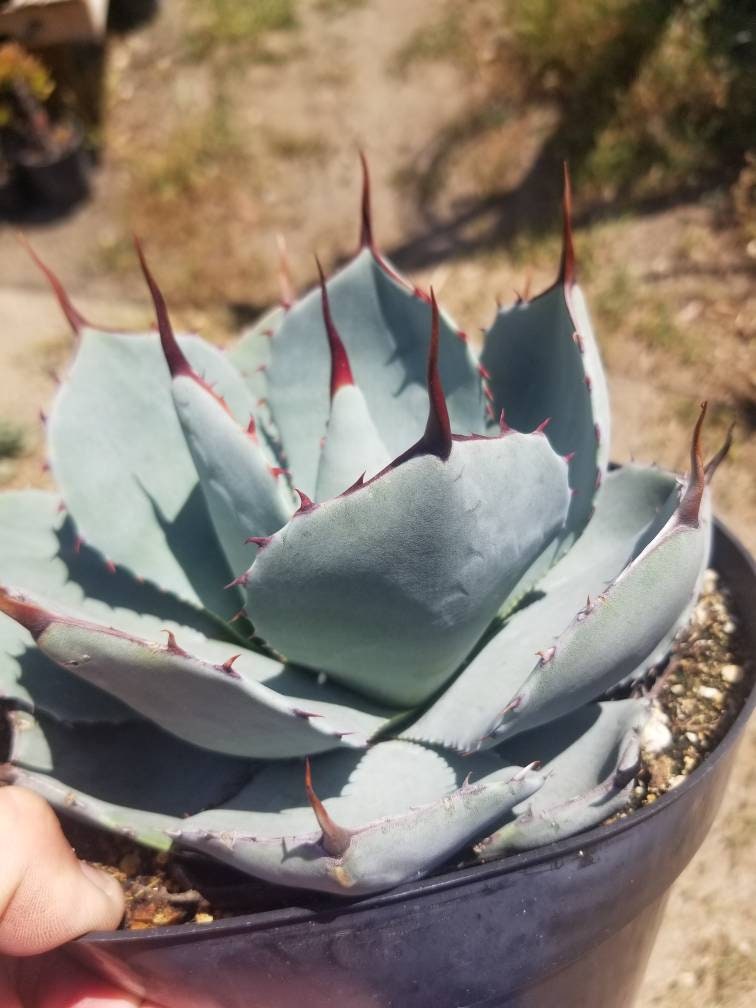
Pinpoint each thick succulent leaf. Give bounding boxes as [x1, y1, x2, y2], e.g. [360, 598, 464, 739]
[475, 699, 647, 858]
[481, 184, 610, 564]
[169, 372, 294, 576]
[226, 307, 289, 471]
[227, 306, 284, 401]
[173, 740, 544, 895]
[48, 328, 253, 617]
[265, 248, 487, 496]
[0, 489, 220, 723]
[404, 465, 678, 750]
[0, 587, 391, 758]
[315, 384, 391, 502]
[487, 476, 712, 745]
[246, 431, 570, 707]
[1, 710, 252, 849]
[138, 254, 295, 578]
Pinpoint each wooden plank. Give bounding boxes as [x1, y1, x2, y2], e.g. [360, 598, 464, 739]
[0, 0, 109, 46]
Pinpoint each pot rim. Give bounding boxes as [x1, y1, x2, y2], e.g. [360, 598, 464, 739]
[77, 519, 755, 948]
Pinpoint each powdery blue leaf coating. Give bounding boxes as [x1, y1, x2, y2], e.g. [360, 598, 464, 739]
[404, 465, 677, 751]
[0, 490, 218, 723]
[487, 480, 712, 745]
[1, 710, 252, 850]
[168, 372, 295, 576]
[481, 180, 610, 574]
[246, 431, 569, 707]
[48, 329, 253, 617]
[0, 589, 392, 759]
[315, 384, 390, 502]
[174, 740, 544, 895]
[476, 699, 648, 858]
[265, 248, 486, 496]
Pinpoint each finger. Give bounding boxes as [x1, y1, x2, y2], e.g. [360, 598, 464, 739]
[33, 953, 145, 1008]
[0, 786, 125, 956]
[0, 957, 22, 1008]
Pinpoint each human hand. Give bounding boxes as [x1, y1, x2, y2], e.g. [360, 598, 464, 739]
[0, 786, 161, 1006]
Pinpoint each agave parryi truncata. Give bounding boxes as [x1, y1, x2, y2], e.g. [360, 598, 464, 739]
[0, 162, 730, 896]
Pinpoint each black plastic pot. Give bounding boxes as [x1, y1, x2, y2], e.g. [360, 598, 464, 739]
[108, 0, 161, 32]
[0, 166, 22, 218]
[68, 522, 754, 1008]
[16, 134, 90, 214]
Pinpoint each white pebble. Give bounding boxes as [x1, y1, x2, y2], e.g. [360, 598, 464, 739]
[721, 663, 744, 684]
[697, 685, 723, 703]
[668, 774, 686, 789]
[670, 683, 684, 695]
[723, 620, 736, 634]
[641, 705, 672, 755]
[685, 731, 699, 744]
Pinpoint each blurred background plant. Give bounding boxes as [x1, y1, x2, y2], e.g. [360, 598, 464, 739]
[390, 0, 755, 260]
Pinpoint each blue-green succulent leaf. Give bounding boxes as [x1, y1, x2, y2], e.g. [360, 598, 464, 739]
[138, 249, 296, 578]
[265, 248, 487, 496]
[481, 176, 610, 567]
[404, 465, 678, 751]
[475, 699, 647, 858]
[0, 588, 392, 759]
[227, 306, 284, 401]
[48, 327, 253, 617]
[1, 709, 252, 850]
[174, 740, 544, 896]
[0, 489, 218, 723]
[246, 431, 570, 707]
[315, 384, 391, 501]
[487, 421, 713, 744]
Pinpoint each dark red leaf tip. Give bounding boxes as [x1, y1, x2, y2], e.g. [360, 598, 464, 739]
[304, 758, 352, 857]
[316, 256, 354, 398]
[359, 150, 374, 250]
[423, 288, 452, 461]
[559, 162, 576, 288]
[534, 417, 551, 434]
[134, 237, 193, 380]
[245, 536, 271, 548]
[0, 587, 53, 640]
[678, 401, 708, 527]
[704, 420, 734, 484]
[18, 232, 90, 336]
[135, 238, 234, 414]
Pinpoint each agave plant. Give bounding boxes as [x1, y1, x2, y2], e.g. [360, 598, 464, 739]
[0, 165, 730, 898]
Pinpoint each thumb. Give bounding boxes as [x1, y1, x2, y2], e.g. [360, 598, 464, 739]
[0, 786, 124, 956]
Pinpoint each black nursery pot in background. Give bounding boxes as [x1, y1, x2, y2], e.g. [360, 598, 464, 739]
[16, 131, 90, 214]
[69, 523, 755, 1008]
[0, 163, 22, 218]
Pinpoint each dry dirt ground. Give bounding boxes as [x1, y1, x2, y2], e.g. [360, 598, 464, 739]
[0, 1, 754, 1004]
